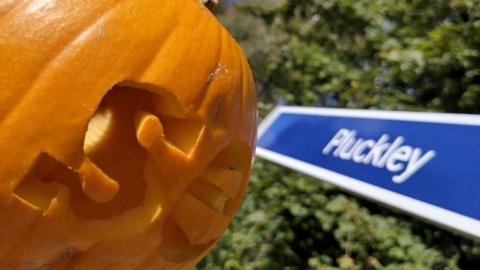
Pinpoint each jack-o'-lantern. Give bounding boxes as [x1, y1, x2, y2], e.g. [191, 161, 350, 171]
[0, 0, 256, 269]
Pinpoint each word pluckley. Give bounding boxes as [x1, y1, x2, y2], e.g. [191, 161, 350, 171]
[322, 129, 436, 183]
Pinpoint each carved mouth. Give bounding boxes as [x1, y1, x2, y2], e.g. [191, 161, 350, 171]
[12, 84, 250, 261]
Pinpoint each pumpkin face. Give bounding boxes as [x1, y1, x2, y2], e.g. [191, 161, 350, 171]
[0, 0, 256, 269]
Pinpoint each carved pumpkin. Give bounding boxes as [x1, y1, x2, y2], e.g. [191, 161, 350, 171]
[0, 0, 256, 269]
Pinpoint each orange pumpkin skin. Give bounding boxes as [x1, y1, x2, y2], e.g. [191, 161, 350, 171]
[0, 0, 256, 269]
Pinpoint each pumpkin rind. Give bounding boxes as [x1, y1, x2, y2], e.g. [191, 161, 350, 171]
[0, 0, 256, 269]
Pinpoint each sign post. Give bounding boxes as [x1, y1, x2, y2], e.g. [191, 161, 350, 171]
[256, 106, 480, 239]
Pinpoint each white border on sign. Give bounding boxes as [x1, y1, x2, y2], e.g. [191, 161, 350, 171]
[256, 106, 480, 240]
[258, 106, 480, 138]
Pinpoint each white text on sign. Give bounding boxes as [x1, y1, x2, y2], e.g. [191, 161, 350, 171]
[322, 129, 436, 183]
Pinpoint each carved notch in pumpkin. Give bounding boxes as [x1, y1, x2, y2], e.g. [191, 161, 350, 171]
[13, 153, 66, 212]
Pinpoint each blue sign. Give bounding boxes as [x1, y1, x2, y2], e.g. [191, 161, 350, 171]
[257, 106, 480, 239]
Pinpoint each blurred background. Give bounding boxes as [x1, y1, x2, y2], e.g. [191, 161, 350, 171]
[197, 1, 480, 269]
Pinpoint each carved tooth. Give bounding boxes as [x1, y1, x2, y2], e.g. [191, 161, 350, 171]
[134, 111, 190, 166]
[134, 111, 164, 149]
[204, 213, 231, 242]
[187, 180, 228, 212]
[77, 158, 119, 204]
[198, 167, 242, 199]
[172, 193, 221, 245]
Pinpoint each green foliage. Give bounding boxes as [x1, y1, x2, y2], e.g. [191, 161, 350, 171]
[198, 0, 480, 269]
[197, 160, 480, 269]
[226, 0, 480, 113]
